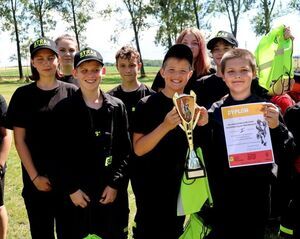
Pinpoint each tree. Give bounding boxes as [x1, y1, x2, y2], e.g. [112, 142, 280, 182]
[150, 0, 196, 49]
[27, 0, 57, 37]
[290, 0, 300, 10]
[215, 0, 256, 37]
[123, 0, 151, 77]
[191, 0, 214, 30]
[0, 0, 28, 79]
[55, 0, 95, 50]
[251, 0, 277, 36]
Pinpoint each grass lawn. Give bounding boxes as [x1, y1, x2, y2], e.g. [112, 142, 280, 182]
[1, 72, 282, 238]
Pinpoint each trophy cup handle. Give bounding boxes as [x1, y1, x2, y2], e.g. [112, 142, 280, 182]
[193, 109, 201, 129]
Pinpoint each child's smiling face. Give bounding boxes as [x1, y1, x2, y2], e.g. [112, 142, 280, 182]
[222, 57, 255, 100]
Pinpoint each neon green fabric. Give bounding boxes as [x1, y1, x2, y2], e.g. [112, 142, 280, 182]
[255, 25, 294, 93]
[83, 234, 102, 239]
[279, 224, 294, 235]
[179, 213, 211, 239]
[177, 147, 213, 216]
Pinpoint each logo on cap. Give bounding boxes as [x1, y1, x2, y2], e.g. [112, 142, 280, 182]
[80, 49, 98, 59]
[33, 38, 50, 49]
[216, 31, 229, 38]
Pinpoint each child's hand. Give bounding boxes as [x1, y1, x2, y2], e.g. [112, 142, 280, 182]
[33, 175, 52, 192]
[196, 106, 208, 126]
[100, 186, 117, 204]
[284, 26, 294, 40]
[70, 189, 90, 208]
[163, 107, 181, 131]
[262, 103, 280, 129]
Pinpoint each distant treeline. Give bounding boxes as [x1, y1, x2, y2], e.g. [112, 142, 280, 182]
[105, 59, 162, 67]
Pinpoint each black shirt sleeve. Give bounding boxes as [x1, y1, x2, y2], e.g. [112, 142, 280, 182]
[109, 101, 131, 189]
[0, 95, 7, 127]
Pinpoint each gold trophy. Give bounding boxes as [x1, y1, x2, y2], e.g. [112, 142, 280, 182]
[173, 91, 205, 179]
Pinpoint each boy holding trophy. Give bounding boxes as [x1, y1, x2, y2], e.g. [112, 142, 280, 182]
[132, 44, 208, 239]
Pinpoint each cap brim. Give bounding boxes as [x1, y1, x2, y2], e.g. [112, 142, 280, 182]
[207, 37, 236, 50]
[31, 46, 58, 57]
[75, 58, 104, 68]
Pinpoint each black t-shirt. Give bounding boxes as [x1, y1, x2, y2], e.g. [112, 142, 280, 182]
[0, 95, 7, 142]
[192, 73, 229, 110]
[59, 75, 79, 87]
[6, 81, 78, 195]
[133, 92, 204, 214]
[108, 83, 154, 135]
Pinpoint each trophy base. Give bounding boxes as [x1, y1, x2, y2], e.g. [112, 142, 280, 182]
[185, 168, 205, 179]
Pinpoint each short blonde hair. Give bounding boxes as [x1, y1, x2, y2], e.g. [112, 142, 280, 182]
[220, 48, 256, 74]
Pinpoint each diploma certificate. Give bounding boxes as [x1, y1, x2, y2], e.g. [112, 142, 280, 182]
[221, 103, 274, 168]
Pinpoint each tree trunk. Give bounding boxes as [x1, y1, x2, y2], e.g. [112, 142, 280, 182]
[263, 0, 270, 34]
[11, 0, 23, 79]
[192, 0, 200, 29]
[38, 2, 44, 37]
[133, 23, 146, 77]
[71, 0, 80, 50]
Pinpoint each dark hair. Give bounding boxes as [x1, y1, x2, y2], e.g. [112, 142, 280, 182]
[115, 45, 140, 64]
[29, 63, 40, 81]
[220, 48, 256, 74]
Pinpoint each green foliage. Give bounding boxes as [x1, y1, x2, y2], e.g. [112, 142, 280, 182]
[123, 0, 151, 33]
[251, 0, 278, 36]
[214, 0, 256, 36]
[150, 0, 197, 49]
[290, 0, 300, 10]
[55, 0, 96, 49]
[27, 0, 58, 37]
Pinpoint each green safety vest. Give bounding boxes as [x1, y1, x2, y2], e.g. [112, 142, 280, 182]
[177, 147, 213, 216]
[255, 25, 294, 95]
[83, 234, 102, 239]
[179, 213, 211, 239]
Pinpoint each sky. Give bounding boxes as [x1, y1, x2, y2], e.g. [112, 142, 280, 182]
[0, 2, 300, 67]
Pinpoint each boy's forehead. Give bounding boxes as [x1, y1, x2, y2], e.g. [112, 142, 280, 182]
[212, 40, 234, 48]
[77, 60, 102, 68]
[165, 57, 191, 67]
[118, 55, 139, 63]
[224, 58, 250, 68]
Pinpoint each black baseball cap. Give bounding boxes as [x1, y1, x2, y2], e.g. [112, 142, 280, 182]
[30, 37, 58, 58]
[162, 44, 193, 66]
[74, 47, 104, 68]
[207, 31, 239, 50]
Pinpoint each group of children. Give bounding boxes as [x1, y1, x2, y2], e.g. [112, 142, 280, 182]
[0, 27, 299, 239]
